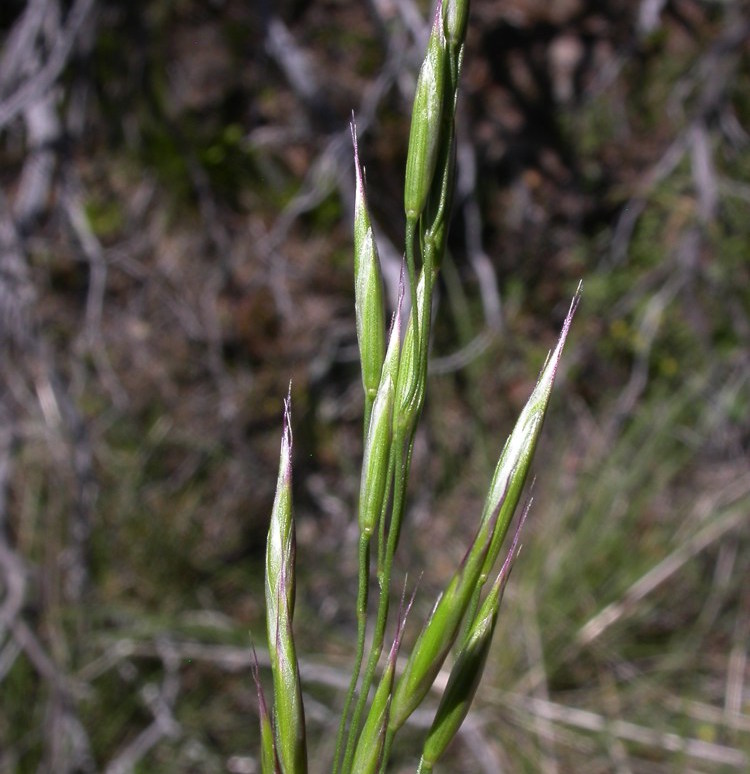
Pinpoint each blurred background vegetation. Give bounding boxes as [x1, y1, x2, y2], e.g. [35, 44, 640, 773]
[1, 0, 749, 771]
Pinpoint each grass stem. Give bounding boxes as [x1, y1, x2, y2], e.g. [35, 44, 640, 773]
[333, 535, 371, 774]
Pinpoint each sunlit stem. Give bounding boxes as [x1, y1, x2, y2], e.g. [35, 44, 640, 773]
[341, 423, 415, 773]
[333, 535, 371, 774]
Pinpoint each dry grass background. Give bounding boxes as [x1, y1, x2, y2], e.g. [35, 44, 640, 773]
[1, 0, 749, 771]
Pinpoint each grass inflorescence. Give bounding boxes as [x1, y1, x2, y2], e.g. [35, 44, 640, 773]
[258, 2, 580, 771]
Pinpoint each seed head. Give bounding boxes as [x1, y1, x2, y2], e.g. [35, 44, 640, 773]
[359, 373, 394, 538]
[420, 505, 526, 769]
[404, 6, 447, 221]
[352, 119, 386, 403]
[442, 0, 470, 49]
[479, 288, 580, 585]
[266, 389, 295, 622]
[394, 270, 428, 432]
[264, 390, 307, 774]
[388, 506, 496, 732]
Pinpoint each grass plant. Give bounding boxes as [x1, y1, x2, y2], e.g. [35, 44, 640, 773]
[257, 1, 580, 771]
[3, 1, 750, 770]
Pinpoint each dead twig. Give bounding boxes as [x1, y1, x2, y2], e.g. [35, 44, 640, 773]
[0, 0, 96, 131]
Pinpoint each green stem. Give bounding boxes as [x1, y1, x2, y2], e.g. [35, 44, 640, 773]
[382, 432, 415, 566]
[377, 443, 398, 579]
[341, 424, 414, 773]
[333, 535, 371, 774]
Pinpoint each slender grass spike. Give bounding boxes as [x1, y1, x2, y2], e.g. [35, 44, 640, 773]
[265, 390, 307, 774]
[258, 4, 582, 771]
